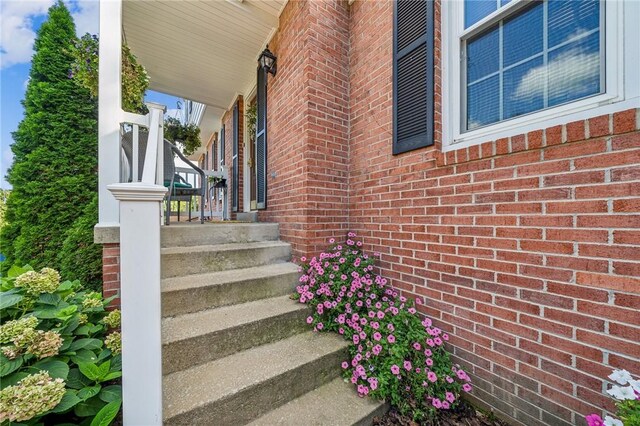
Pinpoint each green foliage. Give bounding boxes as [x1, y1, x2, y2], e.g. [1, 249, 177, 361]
[245, 103, 257, 142]
[0, 265, 121, 425]
[0, 2, 101, 284]
[296, 234, 471, 422]
[0, 189, 9, 229]
[164, 116, 202, 156]
[69, 33, 150, 114]
[58, 195, 102, 291]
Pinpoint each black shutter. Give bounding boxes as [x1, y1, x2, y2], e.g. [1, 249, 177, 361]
[393, 0, 434, 155]
[232, 102, 239, 212]
[256, 66, 267, 210]
[220, 124, 225, 167]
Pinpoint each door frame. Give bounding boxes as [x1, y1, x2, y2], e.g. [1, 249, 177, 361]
[243, 85, 257, 212]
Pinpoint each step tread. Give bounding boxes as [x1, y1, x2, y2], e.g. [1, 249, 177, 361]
[161, 240, 290, 255]
[249, 377, 388, 426]
[162, 295, 306, 343]
[161, 262, 299, 294]
[163, 331, 348, 421]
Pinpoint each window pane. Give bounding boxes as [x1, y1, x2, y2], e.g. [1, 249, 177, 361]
[467, 27, 499, 82]
[468, 75, 500, 130]
[503, 2, 543, 67]
[465, 0, 497, 28]
[548, 31, 601, 107]
[464, 0, 603, 132]
[504, 56, 544, 119]
[548, 0, 600, 49]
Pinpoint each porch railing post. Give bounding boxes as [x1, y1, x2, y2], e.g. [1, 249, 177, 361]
[98, 0, 123, 228]
[107, 182, 167, 425]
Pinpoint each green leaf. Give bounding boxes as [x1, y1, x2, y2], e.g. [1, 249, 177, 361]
[56, 280, 75, 292]
[0, 356, 23, 377]
[74, 396, 106, 417]
[38, 293, 61, 305]
[110, 354, 121, 372]
[67, 368, 92, 390]
[71, 349, 99, 364]
[102, 371, 122, 381]
[97, 349, 111, 362]
[32, 359, 69, 380]
[98, 385, 121, 403]
[32, 308, 60, 319]
[97, 360, 111, 379]
[79, 362, 101, 381]
[75, 325, 91, 336]
[0, 292, 23, 310]
[62, 315, 81, 335]
[90, 400, 121, 426]
[52, 390, 82, 413]
[1, 371, 29, 389]
[8, 264, 30, 278]
[70, 338, 103, 352]
[78, 384, 101, 401]
[56, 305, 78, 320]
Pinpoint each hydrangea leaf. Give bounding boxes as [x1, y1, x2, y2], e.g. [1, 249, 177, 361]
[38, 293, 62, 306]
[78, 384, 102, 401]
[70, 338, 103, 352]
[78, 362, 101, 381]
[0, 293, 22, 310]
[74, 395, 107, 417]
[1, 371, 28, 388]
[71, 349, 99, 365]
[32, 359, 70, 380]
[98, 385, 122, 403]
[67, 368, 92, 390]
[51, 390, 82, 413]
[0, 355, 23, 377]
[90, 400, 121, 426]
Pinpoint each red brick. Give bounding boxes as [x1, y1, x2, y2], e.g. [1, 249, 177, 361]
[566, 119, 586, 142]
[588, 114, 611, 138]
[544, 138, 607, 160]
[613, 109, 637, 133]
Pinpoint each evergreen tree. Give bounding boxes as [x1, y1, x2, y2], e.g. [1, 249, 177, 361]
[1, 1, 100, 286]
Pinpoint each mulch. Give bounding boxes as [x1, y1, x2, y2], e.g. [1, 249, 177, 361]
[372, 401, 510, 426]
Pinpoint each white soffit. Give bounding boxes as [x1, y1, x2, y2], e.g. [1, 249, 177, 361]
[123, 0, 285, 112]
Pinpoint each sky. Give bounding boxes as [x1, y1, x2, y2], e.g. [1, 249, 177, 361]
[0, 0, 180, 189]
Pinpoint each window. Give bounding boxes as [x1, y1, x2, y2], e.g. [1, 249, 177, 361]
[442, 0, 639, 149]
[393, 0, 435, 155]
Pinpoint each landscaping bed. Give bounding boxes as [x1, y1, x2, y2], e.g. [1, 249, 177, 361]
[373, 401, 509, 426]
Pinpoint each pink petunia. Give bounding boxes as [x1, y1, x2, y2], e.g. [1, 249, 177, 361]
[372, 344, 382, 355]
[306, 316, 313, 324]
[404, 360, 412, 371]
[391, 365, 400, 375]
[413, 342, 421, 351]
[387, 335, 396, 344]
[317, 322, 324, 330]
[462, 383, 472, 392]
[445, 392, 456, 403]
[432, 398, 443, 409]
[585, 414, 604, 426]
[341, 361, 349, 369]
[373, 332, 382, 341]
[428, 372, 437, 382]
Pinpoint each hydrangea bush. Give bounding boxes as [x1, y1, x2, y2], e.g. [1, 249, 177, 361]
[586, 369, 640, 426]
[0, 265, 122, 425]
[296, 233, 472, 421]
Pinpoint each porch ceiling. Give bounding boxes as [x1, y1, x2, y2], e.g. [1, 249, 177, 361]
[122, 0, 285, 111]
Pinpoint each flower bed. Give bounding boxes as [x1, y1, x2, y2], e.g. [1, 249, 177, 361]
[0, 265, 121, 425]
[296, 233, 472, 422]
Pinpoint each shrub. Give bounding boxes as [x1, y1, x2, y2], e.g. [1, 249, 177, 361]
[586, 369, 640, 426]
[0, 265, 121, 425]
[295, 233, 472, 422]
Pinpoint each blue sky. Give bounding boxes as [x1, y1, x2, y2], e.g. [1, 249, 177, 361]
[0, 0, 179, 189]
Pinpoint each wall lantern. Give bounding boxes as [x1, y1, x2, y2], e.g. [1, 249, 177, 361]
[258, 46, 277, 76]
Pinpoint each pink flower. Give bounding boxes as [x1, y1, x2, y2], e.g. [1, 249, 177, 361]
[387, 323, 394, 332]
[413, 342, 421, 351]
[353, 334, 360, 344]
[306, 316, 313, 324]
[403, 360, 412, 371]
[445, 392, 456, 403]
[443, 333, 449, 341]
[377, 311, 385, 319]
[442, 401, 450, 410]
[338, 327, 345, 334]
[371, 321, 379, 330]
[387, 335, 396, 344]
[391, 365, 400, 375]
[424, 349, 432, 357]
[432, 398, 442, 409]
[446, 376, 454, 383]
[434, 337, 443, 346]
[369, 378, 378, 390]
[462, 383, 472, 392]
[317, 322, 324, 330]
[427, 372, 437, 382]
[456, 369, 469, 381]
[426, 358, 433, 366]
[373, 332, 382, 341]
[301, 256, 307, 262]
[585, 414, 604, 426]
[408, 307, 416, 314]
[372, 344, 382, 355]
[341, 361, 349, 369]
[329, 238, 335, 243]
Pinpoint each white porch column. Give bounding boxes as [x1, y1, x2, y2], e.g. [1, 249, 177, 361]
[98, 0, 123, 228]
[107, 182, 167, 425]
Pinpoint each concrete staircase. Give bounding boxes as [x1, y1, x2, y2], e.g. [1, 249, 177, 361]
[160, 223, 387, 425]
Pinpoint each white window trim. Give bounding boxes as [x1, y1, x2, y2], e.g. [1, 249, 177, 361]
[442, 0, 640, 152]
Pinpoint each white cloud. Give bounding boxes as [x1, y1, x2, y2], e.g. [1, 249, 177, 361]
[515, 49, 600, 101]
[0, 0, 98, 70]
[0, 0, 54, 69]
[67, 0, 99, 36]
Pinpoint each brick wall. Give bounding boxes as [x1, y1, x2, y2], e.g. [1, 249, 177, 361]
[102, 243, 120, 309]
[258, 0, 351, 257]
[347, 0, 640, 424]
[222, 97, 244, 219]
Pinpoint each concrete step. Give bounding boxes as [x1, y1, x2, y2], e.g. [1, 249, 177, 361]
[163, 332, 349, 425]
[161, 222, 279, 247]
[236, 212, 258, 222]
[162, 296, 309, 375]
[161, 240, 291, 278]
[161, 263, 300, 317]
[249, 377, 389, 426]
